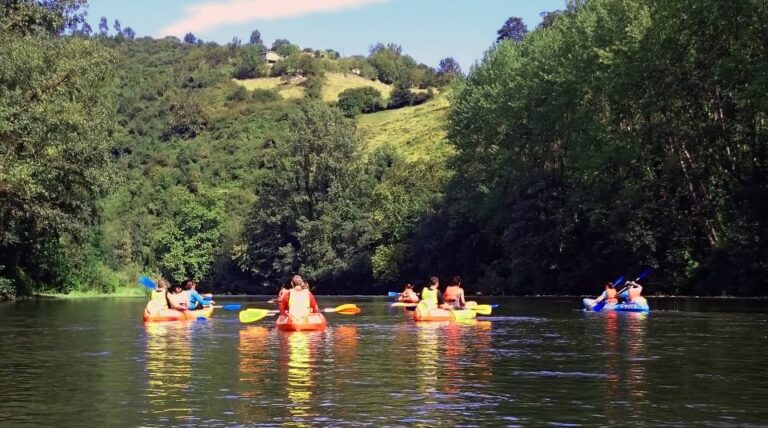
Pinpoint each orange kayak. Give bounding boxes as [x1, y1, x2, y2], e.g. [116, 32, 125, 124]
[143, 307, 214, 323]
[276, 313, 327, 332]
[413, 303, 476, 322]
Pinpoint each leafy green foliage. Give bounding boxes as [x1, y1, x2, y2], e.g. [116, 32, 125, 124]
[0, 1, 118, 296]
[440, 0, 768, 296]
[337, 87, 384, 117]
[155, 187, 224, 282]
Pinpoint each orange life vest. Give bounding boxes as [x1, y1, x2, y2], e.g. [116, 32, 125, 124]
[628, 285, 643, 302]
[443, 285, 461, 303]
[605, 288, 618, 304]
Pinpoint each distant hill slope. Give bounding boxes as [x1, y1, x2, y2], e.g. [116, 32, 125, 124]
[234, 72, 394, 102]
[357, 92, 452, 161]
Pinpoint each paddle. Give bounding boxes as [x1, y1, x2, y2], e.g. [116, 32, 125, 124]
[238, 308, 277, 323]
[323, 304, 361, 314]
[592, 275, 625, 312]
[614, 268, 653, 301]
[213, 304, 243, 311]
[138, 275, 157, 290]
[387, 291, 399, 297]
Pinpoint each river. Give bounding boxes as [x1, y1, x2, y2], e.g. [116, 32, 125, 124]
[0, 296, 766, 426]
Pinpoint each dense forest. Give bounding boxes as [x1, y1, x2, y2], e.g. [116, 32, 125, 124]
[1, 0, 766, 299]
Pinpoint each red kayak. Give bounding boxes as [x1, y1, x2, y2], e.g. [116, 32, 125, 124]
[276, 312, 327, 332]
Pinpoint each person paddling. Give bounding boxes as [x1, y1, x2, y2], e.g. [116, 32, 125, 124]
[269, 283, 290, 304]
[166, 282, 189, 311]
[621, 280, 647, 306]
[280, 275, 320, 320]
[420, 276, 448, 310]
[594, 282, 618, 306]
[397, 283, 419, 303]
[443, 276, 466, 309]
[184, 279, 213, 310]
[150, 278, 169, 301]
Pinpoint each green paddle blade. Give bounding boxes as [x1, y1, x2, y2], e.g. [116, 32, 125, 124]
[323, 304, 359, 313]
[238, 309, 274, 323]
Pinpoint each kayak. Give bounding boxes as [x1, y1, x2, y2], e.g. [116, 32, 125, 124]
[390, 302, 418, 308]
[413, 303, 477, 322]
[582, 298, 650, 312]
[276, 312, 327, 332]
[143, 307, 214, 323]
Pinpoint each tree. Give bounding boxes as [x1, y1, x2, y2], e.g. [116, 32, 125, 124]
[155, 188, 224, 282]
[183, 32, 197, 44]
[388, 80, 413, 109]
[0, 1, 118, 295]
[368, 42, 409, 84]
[231, 45, 268, 79]
[271, 39, 299, 57]
[241, 102, 375, 286]
[496, 16, 527, 43]
[81, 22, 92, 36]
[537, 10, 564, 29]
[113, 19, 121, 34]
[438, 57, 461, 75]
[249, 29, 262, 45]
[337, 87, 384, 117]
[121, 27, 135, 39]
[98, 16, 108, 36]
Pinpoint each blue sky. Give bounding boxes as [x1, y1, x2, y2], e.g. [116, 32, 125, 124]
[86, 0, 565, 70]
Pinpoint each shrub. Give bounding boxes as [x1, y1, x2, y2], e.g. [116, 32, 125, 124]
[337, 86, 384, 117]
[252, 88, 282, 103]
[227, 86, 248, 101]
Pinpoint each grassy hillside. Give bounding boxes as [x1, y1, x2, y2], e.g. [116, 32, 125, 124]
[357, 92, 452, 161]
[234, 72, 395, 102]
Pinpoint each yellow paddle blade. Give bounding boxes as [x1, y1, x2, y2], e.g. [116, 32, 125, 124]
[470, 305, 493, 316]
[238, 309, 274, 323]
[324, 304, 359, 313]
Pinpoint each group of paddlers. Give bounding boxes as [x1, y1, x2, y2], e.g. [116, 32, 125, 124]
[395, 276, 468, 309]
[146, 278, 214, 314]
[593, 280, 647, 306]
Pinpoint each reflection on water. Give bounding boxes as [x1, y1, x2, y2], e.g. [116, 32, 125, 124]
[143, 322, 194, 424]
[281, 331, 322, 426]
[1, 297, 767, 426]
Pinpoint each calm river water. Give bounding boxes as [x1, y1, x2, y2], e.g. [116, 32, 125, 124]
[0, 296, 766, 426]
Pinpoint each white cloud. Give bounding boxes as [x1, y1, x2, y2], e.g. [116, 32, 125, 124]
[160, 0, 388, 36]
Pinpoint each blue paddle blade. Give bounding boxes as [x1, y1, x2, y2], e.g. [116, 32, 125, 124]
[223, 304, 242, 311]
[387, 292, 399, 297]
[490, 304, 500, 308]
[636, 268, 652, 281]
[138, 276, 156, 290]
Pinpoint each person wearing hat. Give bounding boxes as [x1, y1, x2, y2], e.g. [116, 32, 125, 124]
[396, 283, 420, 303]
[594, 281, 618, 305]
[280, 275, 320, 319]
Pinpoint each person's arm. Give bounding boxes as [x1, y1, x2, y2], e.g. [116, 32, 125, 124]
[595, 290, 607, 303]
[309, 293, 319, 312]
[459, 289, 466, 306]
[280, 291, 290, 314]
[437, 290, 444, 305]
[190, 291, 209, 308]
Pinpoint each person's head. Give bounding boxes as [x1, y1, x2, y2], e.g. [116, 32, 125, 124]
[604, 282, 615, 289]
[429, 276, 439, 288]
[451, 276, 462, 287]
[169, 283, 184, 294]
[302, 281, 309, 290]
[291, 275, 303, 289]
[156, 278, 169, 291]
[405, 283, 413, 289]
[183, 279, 197, 290]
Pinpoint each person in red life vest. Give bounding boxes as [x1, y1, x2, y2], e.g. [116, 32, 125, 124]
[397, 283, 420, 303]
[443, 276, 467, 309]
[280, 275, 320, 319]
[165, 282, 189, 311]
[269, 282, 290, 304]
[594, 282, 619, 306]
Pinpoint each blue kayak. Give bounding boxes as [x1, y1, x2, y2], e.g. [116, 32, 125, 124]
[582, 298, 650, 312]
